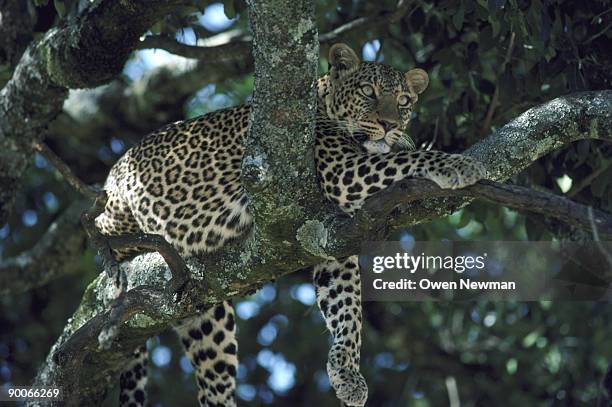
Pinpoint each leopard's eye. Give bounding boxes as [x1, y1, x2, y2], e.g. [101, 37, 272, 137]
[361, 84, 375, 97]
[398, 95, 411, 107]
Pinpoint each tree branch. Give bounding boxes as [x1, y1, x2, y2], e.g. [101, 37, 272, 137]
[363, 179, 612, 239]
[136, 34, 252, 61]
[136, 9, 396, 61]
[48, 54, 253, 151]
[32, 141, 100, 200]
[0, 0, 36, 87]
[241, 0, 320, 253]
[0, 0, 190, 225]
[0, 200, 89, 296]
[387, 90, 612, 228]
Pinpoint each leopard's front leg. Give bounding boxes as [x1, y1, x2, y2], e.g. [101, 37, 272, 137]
[372, 150, 487, 189]
[313, 256, 367, 406]
[419, 151, 488, 190]
[381, 150, 488, 191]
[321, 149, 488, 214]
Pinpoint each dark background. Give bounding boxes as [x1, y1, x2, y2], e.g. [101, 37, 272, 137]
[1, 0, 611, 405]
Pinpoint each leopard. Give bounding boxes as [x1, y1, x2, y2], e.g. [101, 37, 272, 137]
[96, 42, 487, 407]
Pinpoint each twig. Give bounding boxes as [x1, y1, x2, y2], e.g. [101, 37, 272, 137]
[591, 7, 612, 23]
[566, 28, 587, 85]
[445, 376, 461, 407]
[139, 11, 401, 60]
[568, 159, 612, 198]
[588, 206, 612, 272]
[585, 21, 612, 44]
[137, 36, 251, 61]
[32, 141, 100, 200]
[319, 16, 387, 44]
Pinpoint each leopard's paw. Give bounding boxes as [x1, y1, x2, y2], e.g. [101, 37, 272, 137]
[429, 154, 488, 189]
[327, 362, 368, 406]
[327, 347, 367, 406]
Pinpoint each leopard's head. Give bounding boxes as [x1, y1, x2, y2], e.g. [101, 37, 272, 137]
[320, 43, 429, 153]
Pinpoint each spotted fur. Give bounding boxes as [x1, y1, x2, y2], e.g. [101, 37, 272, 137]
[175, 301, 238, 407]
[97, 43, 486, 406]
[314, 256, 367, 405]
[118, 346, 148, 407]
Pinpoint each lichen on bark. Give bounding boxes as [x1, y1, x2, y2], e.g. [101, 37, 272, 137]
[242, 0, 320, 246]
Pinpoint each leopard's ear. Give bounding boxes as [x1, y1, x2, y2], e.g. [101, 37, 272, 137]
[328, 43, 360, 81]
[405, 68, 429, 94]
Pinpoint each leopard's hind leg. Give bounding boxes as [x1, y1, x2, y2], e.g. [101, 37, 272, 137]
[118, 345, 148, 406]
[313, 255, 367, 406]
[174, 301, 238, 407]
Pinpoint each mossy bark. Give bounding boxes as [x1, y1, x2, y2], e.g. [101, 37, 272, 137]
[0, 0, 187, 225]
[0, 200, 89, 296]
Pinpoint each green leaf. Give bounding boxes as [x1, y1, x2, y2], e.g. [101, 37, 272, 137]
[33, 0, 49, 6]
[490, 18, 501, 37]
[458, 210, 473, 228]
[223, 0, 236, 19]
[452, 6, 465, 31]
[150, 22, 163, 35]
[54, 0, 66, 18]
[522, 330, 540, 348]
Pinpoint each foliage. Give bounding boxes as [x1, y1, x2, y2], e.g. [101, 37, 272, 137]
[1, 0, 611, 405]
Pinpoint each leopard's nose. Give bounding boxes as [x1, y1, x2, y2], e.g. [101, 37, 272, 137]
[377, 119, 394, 132]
